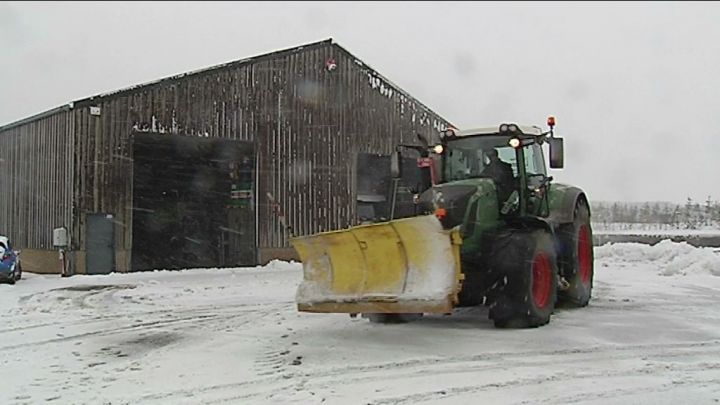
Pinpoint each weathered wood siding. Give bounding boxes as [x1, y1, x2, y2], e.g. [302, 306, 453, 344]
[3, 39, 452, 271]
[258, 43, 453, 247]
[0, 109, 74, 250]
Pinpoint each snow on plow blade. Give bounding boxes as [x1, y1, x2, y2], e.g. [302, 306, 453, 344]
[291, 215, 463, 314]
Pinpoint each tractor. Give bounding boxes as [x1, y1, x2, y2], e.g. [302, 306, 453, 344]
[292, 117, 593, 328]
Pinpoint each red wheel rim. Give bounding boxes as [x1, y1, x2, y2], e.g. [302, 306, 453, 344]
[578, 225, 592, 284]
[532, 253, 552, 309]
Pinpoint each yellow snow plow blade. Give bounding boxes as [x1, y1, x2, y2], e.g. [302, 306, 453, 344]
[291, 215, 463, 314]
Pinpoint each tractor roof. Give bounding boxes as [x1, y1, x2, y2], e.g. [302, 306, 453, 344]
[455, 125, 543, 137]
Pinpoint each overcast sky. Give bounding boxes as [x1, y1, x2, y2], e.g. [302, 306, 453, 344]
[1, 1, 718, 204]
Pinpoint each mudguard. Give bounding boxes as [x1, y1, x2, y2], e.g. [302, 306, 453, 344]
[291, 215, 463, 314]
[547, 183, 589, 226]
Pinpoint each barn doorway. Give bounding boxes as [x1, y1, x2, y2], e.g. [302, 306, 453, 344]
[86, 213, 115, 274]
[131, 132, 256, 271]
[356, 153, 424, 223]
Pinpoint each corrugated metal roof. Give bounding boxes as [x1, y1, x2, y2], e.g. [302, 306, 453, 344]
[0, 104, 73, 132]
[1, 38, 453, 131]
[1, 39, 332, 131]
[329, 42, 451, 129]
[72, 38, 333, 105]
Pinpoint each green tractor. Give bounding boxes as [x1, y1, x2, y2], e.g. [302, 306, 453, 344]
[292, 118, 593, 328]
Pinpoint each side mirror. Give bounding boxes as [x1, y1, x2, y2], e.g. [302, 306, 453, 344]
[548, 137, 564, 169]
[390, 150, 402, 178]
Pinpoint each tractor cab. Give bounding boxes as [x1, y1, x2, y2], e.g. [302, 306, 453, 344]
[392, 119, 559, 223]
[434, 119, 563, 219]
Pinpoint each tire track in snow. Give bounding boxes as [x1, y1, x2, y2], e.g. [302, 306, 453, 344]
[1, 302, 293, 350]
[0, 299, 295, 335]
[529, 375, 720, 404]
[295, 341, 720, 404]
[129, 340, 720, 404]
[295, 339, 720, 381]
[1, 285, 138, 334]
[0, 302, 295, 405]
[369, 363, 720, 405]
[2, 282, 294, 337]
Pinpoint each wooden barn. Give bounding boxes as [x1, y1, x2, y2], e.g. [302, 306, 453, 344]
[0, 39, 452, 274]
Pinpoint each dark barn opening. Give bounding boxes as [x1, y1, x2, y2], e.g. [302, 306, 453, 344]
[131, 133, 256, 271]
[356, 153, 425, 223]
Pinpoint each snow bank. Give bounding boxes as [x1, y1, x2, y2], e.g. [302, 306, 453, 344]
[596, 240, 720, 276]
[261, 259, 302, 272]
[592, 222, 720, 236]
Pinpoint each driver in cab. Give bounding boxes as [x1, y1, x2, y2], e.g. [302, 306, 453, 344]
[482, 149, 514, 187]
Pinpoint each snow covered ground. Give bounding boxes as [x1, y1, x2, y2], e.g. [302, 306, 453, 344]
[1, 242, 720, 404]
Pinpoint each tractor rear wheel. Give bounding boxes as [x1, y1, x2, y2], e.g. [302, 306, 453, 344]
[558, 201, 594, 307]
[489, 230, 558, 328]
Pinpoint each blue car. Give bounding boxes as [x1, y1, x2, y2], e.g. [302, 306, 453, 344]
[0, 236, 22, 284]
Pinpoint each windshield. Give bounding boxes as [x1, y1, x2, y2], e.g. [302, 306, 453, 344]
[443, 135, 547, 182]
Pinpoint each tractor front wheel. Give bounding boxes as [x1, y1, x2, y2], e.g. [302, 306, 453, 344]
[489, 230, 558, 328]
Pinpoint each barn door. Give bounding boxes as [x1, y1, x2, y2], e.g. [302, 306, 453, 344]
[86, 213, 115, 274]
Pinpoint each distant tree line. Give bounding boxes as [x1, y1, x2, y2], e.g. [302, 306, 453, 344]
[590, 197, 720, 230]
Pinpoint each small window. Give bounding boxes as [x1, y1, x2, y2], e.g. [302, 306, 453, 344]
[524, 143, 547, 176]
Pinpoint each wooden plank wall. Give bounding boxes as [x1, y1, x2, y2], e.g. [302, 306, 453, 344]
[254, 44, 452, 248]
[0, 110, 74, 249]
